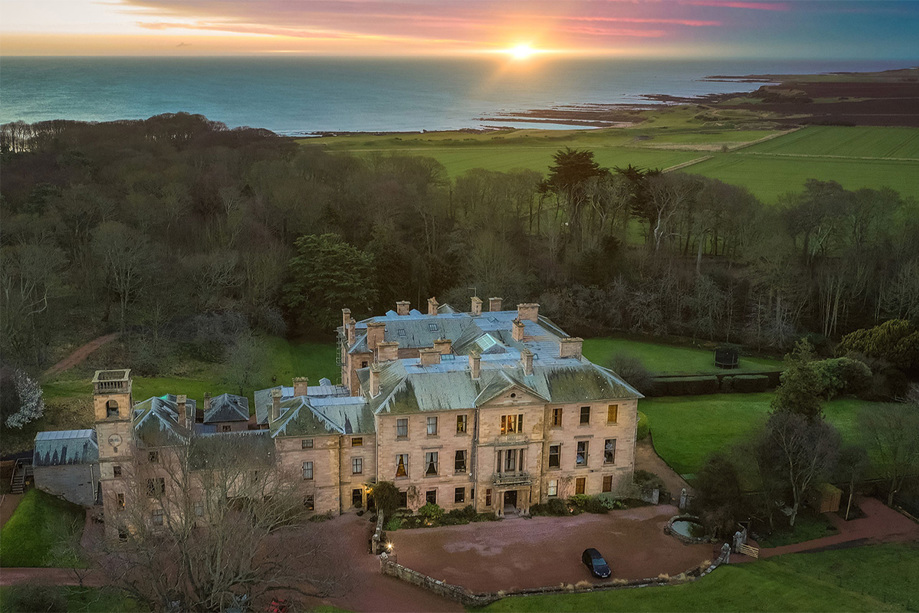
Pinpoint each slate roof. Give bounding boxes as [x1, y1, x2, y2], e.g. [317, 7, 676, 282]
[132, 395, 194, 446]
[33, 430, 98, 467]
[254, 383, 352, 425]
[268, 395, 374, 438]
[204, 393, 249, 423]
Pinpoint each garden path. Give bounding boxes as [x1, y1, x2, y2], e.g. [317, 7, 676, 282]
[635, 435, 693, 496]
[43, 332, 119, 378]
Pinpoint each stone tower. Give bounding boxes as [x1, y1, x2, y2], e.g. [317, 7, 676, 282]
[92, 369, 133, 539]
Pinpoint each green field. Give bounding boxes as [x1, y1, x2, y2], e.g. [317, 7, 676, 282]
[0, 489, 85, 568]
[482, 542, 919, 612]
[0, 586, 146, 613]
[313, 122, 919, 203]
[583, 337, 781, 375]
[639, 393, 894, 477]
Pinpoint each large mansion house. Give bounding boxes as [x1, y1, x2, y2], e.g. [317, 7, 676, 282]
[35, 298, 641, 536]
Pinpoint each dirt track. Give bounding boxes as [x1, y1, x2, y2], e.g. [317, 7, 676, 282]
[43, 332, 119, 378]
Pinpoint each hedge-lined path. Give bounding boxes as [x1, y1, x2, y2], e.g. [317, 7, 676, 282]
[43, 332, 119, 378]
[635, 435, 693, 496]
[734, 497, 919, 563]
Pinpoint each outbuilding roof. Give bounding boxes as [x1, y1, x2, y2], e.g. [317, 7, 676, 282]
[33, 430, 99, 467]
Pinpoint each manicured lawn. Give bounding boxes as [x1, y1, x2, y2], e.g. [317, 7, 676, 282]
[481, 542, 918, 612]
[0, 489, 85, 567]
[639, 393, 896, 477]
[583, 337, 781, 375]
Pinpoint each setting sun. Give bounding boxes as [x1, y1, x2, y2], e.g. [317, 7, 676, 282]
[508, 44, 535, 60]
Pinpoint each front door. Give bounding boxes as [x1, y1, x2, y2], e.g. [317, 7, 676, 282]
[504, 489, 518, 508]
[352, 488, 363, 508]
[576, 477, 586, 495]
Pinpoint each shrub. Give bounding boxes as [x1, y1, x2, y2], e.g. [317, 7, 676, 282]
[2, 584, 67, 612]
[417, 502, 443, 522]
[531, 498, 570, 516]
[636, 411, 650, 440]
[609, 353, 653, 394]
[814, 357, 872, 400]
[372, 481, 401, 520]
[634, 470, 670, 500]
[384, 516, 402, 531]
[567, 494, 609, 514]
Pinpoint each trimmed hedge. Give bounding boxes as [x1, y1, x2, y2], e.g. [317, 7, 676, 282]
[652, 376, 719, 396]
[729, 374, 770, 393]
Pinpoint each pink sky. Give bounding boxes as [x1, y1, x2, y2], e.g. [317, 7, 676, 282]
[1, 0, 916, 58]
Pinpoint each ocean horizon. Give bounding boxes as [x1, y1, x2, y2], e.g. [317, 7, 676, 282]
[0, 57, 913, 134]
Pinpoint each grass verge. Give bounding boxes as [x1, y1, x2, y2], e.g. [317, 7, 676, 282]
[0, 489, 85, 567]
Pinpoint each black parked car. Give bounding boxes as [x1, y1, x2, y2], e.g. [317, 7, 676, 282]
[581, 548, 612, 578]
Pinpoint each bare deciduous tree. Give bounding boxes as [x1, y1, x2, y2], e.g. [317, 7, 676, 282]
[860, 388, 919, 506]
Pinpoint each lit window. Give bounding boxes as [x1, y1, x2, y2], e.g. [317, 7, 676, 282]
[579, 407, 590, 425]
[116, 493, 125, 509]
[302, 461, 313, 480]
[304, 495, 315, 511]
[352, 457, 363, 474]
[427, 416, 438, 436]
[396, 419, 408, 438]
[454, 450, 467, 473]
[548, 444, 560, 468]
[576, 441, 588, 466]
[425, 452, 438, 476]
[548, 479, 558, 497]
[500, 414, 524, 435]
[352, 437, 363, 447]
[396, 454, 408, 478]
[604, 439, 616, 465]
[607, 404, 618, 424]
[456, 414, 467, 434]
[302, 439, 313, 449]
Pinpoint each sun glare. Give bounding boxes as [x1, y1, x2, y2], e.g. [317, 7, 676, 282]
[508, 44, 535, 60]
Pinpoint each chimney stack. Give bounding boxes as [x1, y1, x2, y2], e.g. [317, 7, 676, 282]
[469, 352, 481, 380]
[342, 308, 352, 329]
[427, 297, 439, 316]
[489, 297, 503, 312]
[369, 364, 381, 398]
[377, 341, 399, 363]
[471, 296, 483, 316]
[176, 394, 190, 429]
[396, 301, 410, 316]
[517, 303, 539, 322]
[420, 347, 442, 367]
[202, 392, 210, 423]
[366, 321, 386, 350]
[433, 338, 452, 355]
[293, 377, 309, 397]
[346, 319, 356, 345]
[270, 388, 282, 422]
[559, 337, 584, 360]
[521, 348, 534, 376]
[512, 319, 525, 342]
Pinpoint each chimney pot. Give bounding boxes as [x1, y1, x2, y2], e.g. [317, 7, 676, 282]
[512, 319, 525, 342]
[559, 337, 584, 360]
[517, 303, 539, 322]
[176, 394, 191, 428]
[469, 352, 481, 380]
[521, 348, 534, 376]
[489, 297, 503, 312]
[270, 388, 282, 422]
[427, 297, 439, 316]
[293, 377, 309, 397]
[433, 338, 452, 355]
[420, 347, 442, 367]
[471, 296, 483, 316]
[396, 301, 410, 316]
[377, 341, 399, 363]
[366, 321, 386, 350]
[369, 364, 381, 398]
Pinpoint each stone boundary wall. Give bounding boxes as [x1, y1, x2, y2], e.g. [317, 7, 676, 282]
[371, 513, 386, 554]
[379, 547, 730, 607]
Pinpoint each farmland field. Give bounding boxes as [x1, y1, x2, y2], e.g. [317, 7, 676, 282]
[742, 125, 919, 159]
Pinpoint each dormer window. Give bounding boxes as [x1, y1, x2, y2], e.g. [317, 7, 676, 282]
[427, 323, 439, 332]
[398, 329, 406, 337]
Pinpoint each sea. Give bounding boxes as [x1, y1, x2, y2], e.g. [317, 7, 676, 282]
[0, 57, 911, 135]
